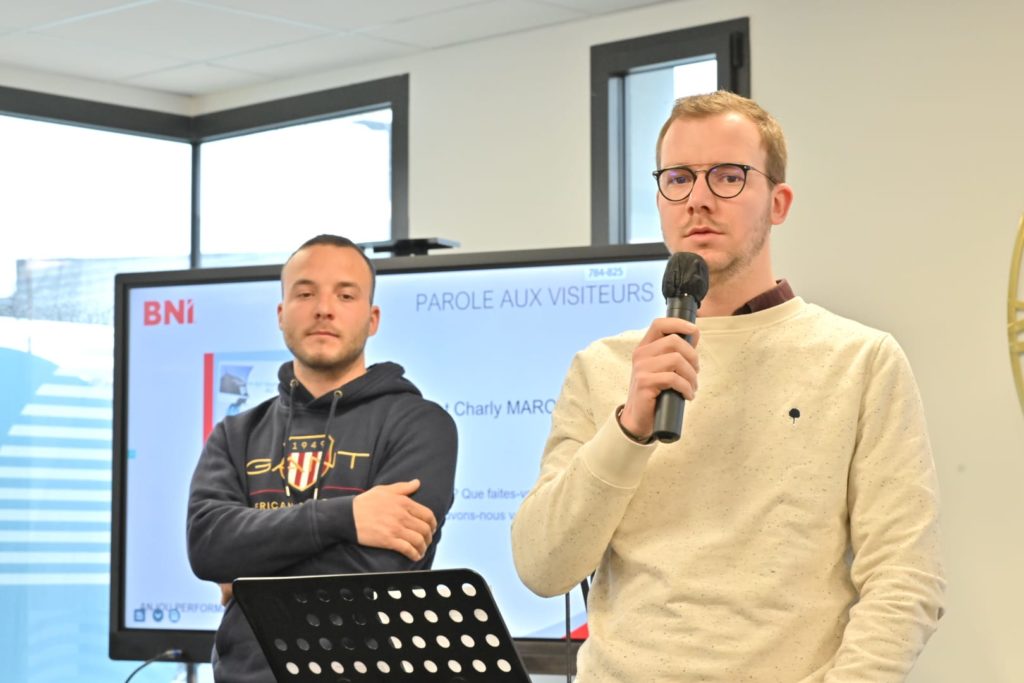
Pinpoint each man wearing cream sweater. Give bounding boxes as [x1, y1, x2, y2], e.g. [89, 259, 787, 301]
[511, 92, 944, 682]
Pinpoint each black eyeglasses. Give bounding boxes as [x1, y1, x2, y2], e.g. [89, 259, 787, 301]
[652, 163, 777, 202]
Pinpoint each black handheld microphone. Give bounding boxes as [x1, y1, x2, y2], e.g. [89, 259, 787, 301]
[652, 252, 709, 443]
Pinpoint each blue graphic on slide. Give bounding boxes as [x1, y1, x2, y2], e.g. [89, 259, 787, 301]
[212, 353, 287, 424]
[218, 364, 251, 416]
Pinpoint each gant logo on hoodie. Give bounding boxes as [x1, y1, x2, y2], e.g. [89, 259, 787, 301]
[245, 435, 373, 489]
[284, 435, 335, 492]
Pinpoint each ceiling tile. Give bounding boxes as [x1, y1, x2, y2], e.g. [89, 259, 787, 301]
[122, 62, 266, 95]
[193, 0, 487, 32]
[0, 0, 660, 97]
[361, 0, 583, 49]
[0, 31, 180, 81]
[0, 1, 137, 30]
[39, 0, 326, 62]
[535, 0, 670, 15]
[212, 33, 418, 78]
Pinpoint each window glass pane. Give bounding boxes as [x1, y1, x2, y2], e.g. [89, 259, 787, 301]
[0, 113, 194, 682]
[625, 57, 718, 244]
[199, 108, 392, 267]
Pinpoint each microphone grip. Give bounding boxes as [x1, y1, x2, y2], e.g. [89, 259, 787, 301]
[652, 295, 698, 443]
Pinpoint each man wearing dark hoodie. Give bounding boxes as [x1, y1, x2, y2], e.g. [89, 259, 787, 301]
[187, 234, 458, 683]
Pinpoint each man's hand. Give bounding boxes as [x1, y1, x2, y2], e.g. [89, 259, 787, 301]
[353, 479, 437, 561]
[619, 317, 700, 440]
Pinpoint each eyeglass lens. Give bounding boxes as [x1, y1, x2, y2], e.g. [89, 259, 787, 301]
[659, 164, 748, 200]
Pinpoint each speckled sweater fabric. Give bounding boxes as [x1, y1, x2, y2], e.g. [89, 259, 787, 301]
[511, 297, 944, 682]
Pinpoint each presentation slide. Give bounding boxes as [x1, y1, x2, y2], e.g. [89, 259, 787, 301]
[123, 256, 666, 637]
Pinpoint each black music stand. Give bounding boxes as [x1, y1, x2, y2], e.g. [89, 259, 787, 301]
[233, 568, 530, 682]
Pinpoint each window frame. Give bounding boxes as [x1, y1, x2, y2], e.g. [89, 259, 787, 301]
[0, 74, 410, 265]
[190, 76, 409, 266]
[590, 18, 751, 245]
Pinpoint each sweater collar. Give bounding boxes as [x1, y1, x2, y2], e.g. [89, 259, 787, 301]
[732, 279, 795, 315]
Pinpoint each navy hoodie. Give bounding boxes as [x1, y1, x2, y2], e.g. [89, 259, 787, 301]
[187, 361, 457, 683]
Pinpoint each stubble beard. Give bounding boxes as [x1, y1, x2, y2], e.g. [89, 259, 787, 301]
[706, 202, 773, 288]
[287, 330, 368, 380]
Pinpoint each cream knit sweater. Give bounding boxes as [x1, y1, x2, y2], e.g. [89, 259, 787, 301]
[511, 297, 944, 682]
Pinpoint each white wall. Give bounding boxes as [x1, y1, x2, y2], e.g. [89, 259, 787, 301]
[17, 0, 1024, 679]
[206, 3, 1024, 679]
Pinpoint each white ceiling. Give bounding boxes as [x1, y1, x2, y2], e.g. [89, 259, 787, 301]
[0, 0, 669, 97]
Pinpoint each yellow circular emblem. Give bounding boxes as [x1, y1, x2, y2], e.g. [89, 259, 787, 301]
[1010, 214, 1024, 416]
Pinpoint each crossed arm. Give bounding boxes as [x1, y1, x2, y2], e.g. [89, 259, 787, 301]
[188, 401, 458, 593]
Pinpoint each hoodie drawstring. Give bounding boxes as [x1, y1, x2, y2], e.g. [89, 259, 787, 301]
[279, 379, 298, 497]
[313, 390, 343, 500]
[279, 382, 343, 500]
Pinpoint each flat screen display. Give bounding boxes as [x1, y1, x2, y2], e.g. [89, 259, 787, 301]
[110, 243, 668, 668]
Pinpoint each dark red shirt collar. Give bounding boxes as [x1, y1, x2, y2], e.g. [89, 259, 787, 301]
[732, 279, 795, 315]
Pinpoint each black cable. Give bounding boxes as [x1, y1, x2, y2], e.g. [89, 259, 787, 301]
[123, 649, 183, 683]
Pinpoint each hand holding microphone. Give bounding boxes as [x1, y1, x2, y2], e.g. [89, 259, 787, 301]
[619, 252, 709, 444]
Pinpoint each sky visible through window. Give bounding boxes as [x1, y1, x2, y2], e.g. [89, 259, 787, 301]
[626, 57, 718, 244]
[199, 107, 392, 267]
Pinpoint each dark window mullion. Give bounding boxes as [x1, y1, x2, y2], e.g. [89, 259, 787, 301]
[190, 141, 201, 269]
[590, 19, 750, 245]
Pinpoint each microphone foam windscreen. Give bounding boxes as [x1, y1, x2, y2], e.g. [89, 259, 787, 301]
[662, 252, 709, 303]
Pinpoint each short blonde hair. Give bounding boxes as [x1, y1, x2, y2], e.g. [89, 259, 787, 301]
[655, 91, 787, 183]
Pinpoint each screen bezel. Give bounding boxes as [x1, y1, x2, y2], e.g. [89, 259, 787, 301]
[109, 241, 669, 671]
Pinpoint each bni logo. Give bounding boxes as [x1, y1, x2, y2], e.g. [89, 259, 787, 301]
[143, 299, 194, 326]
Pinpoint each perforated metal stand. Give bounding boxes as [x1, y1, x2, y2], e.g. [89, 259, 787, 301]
[233, 568, 530, 683]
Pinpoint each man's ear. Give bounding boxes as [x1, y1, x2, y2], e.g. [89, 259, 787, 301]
[368, 305, 381, 337]
[770, 182, 795, 226]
